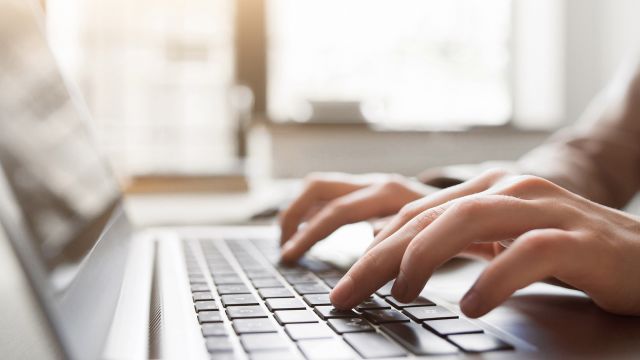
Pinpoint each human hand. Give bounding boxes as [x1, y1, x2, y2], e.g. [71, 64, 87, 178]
[330, 169, 640, 317]
[279, 172, 438, 262]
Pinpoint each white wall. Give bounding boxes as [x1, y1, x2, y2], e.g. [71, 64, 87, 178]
[564, 0, 640, 124]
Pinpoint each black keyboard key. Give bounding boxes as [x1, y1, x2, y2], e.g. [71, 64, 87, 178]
[191, 284, 209, 292]
[195, 301, 219, 312]
[314, 306, 358, 320]
[226, 305, 268, 319]
[276, 265, 307, 275]
[274, 310, 319, 324]
[386, 296, 435, 308]
[235, 259, 261, 266]
[381, 322, 458, 355]
[187, 269, 202, 276]
[298, 257, 333, 273]
[209, 268, 237, 276]
[375, 281, 394, 297]
[298, 339, 356, 360]
[284, 273, 318, 284]
[202, 323, 228, 337]
[240, 263, 267, 271]
[193, 292, 214, 301]
[265, 298, 306, 311]
[252, 278, 283, 288]
[249, 350, 298, 360]
[198, 311, 223, 323]
[362, 309, 410, 324]
[259, 287, 294, 299]
[240, 333, 290, 352]
[302, 293, 331, 307]
[217, 284, 250, 295]
[448, 333, 513, 352]
[285, 323, 334, 340]
[189, 278, 207, 284]
[209, 265, 235, 274]
[322, 277, 341, 288]
[213, 274, 244, 285]
[221, 294, 259, 306]
[315, 269, 345, 278]
[205, 336, 233, 353]
[327, 318, 375, 334]
[233, 318, 278, 334]
[356, 296, 390, 310]
[293, 283, 330, 295]
[403, 306, 457, 321]
[424, 318, 483, 335]
[245, 269, 275, 279]
[344, 332, 406, 358]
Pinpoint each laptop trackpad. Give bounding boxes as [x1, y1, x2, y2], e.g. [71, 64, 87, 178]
[307, 222, 373, 269]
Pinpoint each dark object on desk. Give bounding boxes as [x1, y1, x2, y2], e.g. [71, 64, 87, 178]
[250, 204, 282, 220]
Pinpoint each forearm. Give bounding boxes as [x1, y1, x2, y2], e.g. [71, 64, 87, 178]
[420, 59, 640, 209]
[518, 61, 640, 208]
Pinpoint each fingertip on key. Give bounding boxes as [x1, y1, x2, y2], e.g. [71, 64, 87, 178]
[280, 241, 297, 261]
[460, 288, 484, 318]
[330, 274, 355, 309]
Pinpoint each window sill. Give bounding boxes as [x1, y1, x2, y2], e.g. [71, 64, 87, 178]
[263, 120, 554, 136]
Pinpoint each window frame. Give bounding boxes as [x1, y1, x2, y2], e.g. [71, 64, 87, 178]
[236, 0, 566, 132]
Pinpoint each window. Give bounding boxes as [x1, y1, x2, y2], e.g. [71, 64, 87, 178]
[46, 0, 236, 175]
[268, 0, 512, 128]
[43, 0, 564, 177]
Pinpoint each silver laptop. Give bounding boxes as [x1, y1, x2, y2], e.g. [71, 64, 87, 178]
[1, 1, 639, 359]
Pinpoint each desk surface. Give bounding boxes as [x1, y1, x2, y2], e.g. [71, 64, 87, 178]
[124, 179, 298, 227]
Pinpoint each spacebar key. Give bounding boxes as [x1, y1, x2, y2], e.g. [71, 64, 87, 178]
[344, 332, 406, 358]
[381, 322, 458, 355]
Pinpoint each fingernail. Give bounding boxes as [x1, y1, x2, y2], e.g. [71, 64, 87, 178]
[392, 275, 408, 300]
[282, 241, 294, 252]
[330, 275, 354, 308]
[460, 288, 481, 317]
[280, 242, 296, 262]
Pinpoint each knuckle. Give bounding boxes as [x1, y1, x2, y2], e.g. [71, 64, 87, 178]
[511, 175, 557, 193]
[398, 201, 421, 219]
[303, 173, 324, 188]
[326, 199, 350, 218]
[519, 230, 560, 256]
[481, 168, 511, 182]
[413, 206, 446, 230]
[449, 197, 489, 218]
[380, 175, 408, 192]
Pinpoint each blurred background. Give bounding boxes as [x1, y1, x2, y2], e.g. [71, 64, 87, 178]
[40, 0, 640, 187]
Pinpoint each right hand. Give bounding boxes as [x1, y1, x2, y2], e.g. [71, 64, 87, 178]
[279, 172, 438, 262]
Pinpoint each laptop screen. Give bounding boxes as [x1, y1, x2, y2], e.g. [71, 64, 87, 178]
[0, 2, 121, 291]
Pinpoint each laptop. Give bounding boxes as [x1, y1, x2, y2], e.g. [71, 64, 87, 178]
[1, 1, 640, 359]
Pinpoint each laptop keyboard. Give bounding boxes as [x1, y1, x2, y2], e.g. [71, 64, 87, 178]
[183, 237, 513, 359]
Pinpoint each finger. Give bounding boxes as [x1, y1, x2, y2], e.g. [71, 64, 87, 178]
[330, 231, 410, 309]
[460, 228, 573, 317]
[371, 216, 393, 235]
[330, 199, 455, 309]
[279, 178, 364, 245]
[280, 185, 398, 263]
[369, 169, 508, 252]
[458, 242, 505, 261]
[393, 195, 565, 302]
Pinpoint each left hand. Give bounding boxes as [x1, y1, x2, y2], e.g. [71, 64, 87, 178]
[329, 172, 640, 318]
